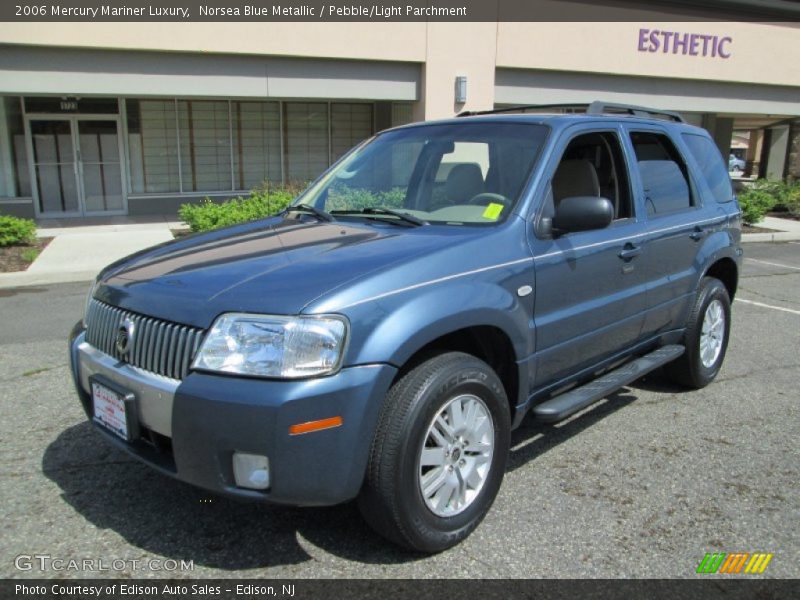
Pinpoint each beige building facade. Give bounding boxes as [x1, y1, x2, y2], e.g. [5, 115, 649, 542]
[0, 16, 798, 219]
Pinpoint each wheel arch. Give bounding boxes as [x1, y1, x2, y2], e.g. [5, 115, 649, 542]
[345, 281, 531, 423]
[394, 325, 522, 424]
[703, 256, 739, 300]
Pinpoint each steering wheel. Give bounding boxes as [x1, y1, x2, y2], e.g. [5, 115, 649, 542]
[466, 192, 512, 208]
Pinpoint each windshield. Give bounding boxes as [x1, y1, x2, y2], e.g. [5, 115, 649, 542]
[294, 122, 548, 226]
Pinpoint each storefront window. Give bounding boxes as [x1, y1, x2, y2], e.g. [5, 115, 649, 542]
[284, 102, 329, 184]
[231, 101, 281, 190]
[177, 100, 232, 192]
[125, 98, 375, 194]
[391, 103, 414, 127]
[331, 103, 374, 163]
[126, 99, 181, 194]
[5, 97, 31, 196]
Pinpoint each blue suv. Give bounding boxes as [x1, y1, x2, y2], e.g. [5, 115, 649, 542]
[69, 102, 742, 552]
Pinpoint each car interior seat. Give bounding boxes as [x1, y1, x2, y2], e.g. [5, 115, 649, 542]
[445, 163, 485, 205]
[551, 159, 600, 206]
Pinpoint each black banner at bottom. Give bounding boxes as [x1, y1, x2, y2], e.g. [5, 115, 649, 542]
[3, 579, 797, 600]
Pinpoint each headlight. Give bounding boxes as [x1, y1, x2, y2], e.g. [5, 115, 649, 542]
[192, 313, 348, 379]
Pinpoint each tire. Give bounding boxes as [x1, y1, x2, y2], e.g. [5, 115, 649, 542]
[665, 277, 731, 389]
[358, 351, 511, 553]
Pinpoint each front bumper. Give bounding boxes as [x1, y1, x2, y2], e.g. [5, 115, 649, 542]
[69, 323, 397, 505]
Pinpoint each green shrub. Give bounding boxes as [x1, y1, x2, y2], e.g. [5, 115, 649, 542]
[21, 247, 40, 262]
[777, 181, 800, 215]
[737, 188, 775, 224]
[324, 186, 406, 212]
[738, 179, 800, 222]
[179, 182, 412, 233]
[178, 184, 296, 232]
[0, 215, 37, 247]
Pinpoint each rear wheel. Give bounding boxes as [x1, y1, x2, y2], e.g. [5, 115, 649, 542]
[358, 352, 510, 552]
[665, 277, 731, 388]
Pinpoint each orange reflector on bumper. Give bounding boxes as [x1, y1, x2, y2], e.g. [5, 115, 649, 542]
[289, 416, 343, 436]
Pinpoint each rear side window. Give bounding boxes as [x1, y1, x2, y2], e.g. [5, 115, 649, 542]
[630, 132, 693, 216]
[682, 133, 733, 203]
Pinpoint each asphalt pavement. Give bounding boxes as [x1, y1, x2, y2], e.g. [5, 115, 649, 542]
[0, 242, 798, 579]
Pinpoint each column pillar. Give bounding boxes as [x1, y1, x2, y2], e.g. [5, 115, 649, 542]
[765, 124, 790, 180]
[420, 19, 498, 121]
[0, 97, 16, 197]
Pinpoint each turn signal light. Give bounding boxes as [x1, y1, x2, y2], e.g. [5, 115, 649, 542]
[289, 416, 343, 436]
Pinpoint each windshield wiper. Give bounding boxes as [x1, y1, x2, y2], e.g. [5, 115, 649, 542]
[287, 203, 334, 222]
[330, 207, 427, 227]
[365, 207, 428, 226]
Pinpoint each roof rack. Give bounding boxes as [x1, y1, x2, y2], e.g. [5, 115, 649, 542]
[457, 101, 684, 123]
[586, 101, 684, 122]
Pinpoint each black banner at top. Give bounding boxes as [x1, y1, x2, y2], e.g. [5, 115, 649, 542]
[3, 0, 800, 22]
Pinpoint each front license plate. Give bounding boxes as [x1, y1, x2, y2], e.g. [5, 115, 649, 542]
[92, 380, 132, 441]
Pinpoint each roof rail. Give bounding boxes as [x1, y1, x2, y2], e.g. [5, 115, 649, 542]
[586, 101, 684, 122]
[457, 101, 684, 123]
[456, 103, 591, 117]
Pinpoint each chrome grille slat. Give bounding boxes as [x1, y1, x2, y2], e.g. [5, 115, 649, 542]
[84, 299, 205, 381]
[173, 327, 187, 380]
[136, 318, 150, 368]
[153, 325, 169, 373]
[167, 326, 180, 380]
[146, 318, 157, 373]
[132, 316, 143, 366]
[160, 324, 173, 377]
[98, 305, 112, 353]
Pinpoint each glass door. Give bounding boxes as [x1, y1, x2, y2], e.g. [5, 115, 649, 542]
[27, 116, 127, 217]
[29, 119, 81, 216]
[77, 119, 125, 214]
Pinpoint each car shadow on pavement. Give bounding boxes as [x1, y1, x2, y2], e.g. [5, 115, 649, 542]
[507, 387, 639, 471]
[42, 382, 661, 571]
[42, 422, 428, 570]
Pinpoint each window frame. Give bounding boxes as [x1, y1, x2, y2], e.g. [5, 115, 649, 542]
[533, 125, 636, 239]
[680, 132, 734, 204]
[624, 125, 703, 220]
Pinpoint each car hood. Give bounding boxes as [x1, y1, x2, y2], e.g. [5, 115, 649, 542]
[95, 217, 470, 329]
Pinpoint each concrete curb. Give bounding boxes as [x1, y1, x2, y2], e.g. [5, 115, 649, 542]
[0, 270, 98, 289]
[742, 215, 800, 243]
[741, 232, 800, 243]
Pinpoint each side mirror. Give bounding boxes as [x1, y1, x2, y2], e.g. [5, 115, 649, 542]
[552, 196, 614, 234]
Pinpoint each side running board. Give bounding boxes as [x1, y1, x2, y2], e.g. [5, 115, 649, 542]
[532, 345, 685, 423]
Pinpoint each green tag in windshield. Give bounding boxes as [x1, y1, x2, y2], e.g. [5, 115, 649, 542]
[482, 203, 504, 220]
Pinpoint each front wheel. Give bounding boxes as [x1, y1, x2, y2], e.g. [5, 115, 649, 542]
[665, 277, 731, 389]
[358, 352, 510, 552]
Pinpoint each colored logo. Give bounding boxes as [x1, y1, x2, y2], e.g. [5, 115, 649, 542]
[696, 552, 773, 574]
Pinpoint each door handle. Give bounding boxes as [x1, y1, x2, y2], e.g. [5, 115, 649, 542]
[618, 244, 642, 260]
[690, 226, 708, 241]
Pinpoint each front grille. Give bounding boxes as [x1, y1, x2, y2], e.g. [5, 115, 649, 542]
[85, 299, 205, 380]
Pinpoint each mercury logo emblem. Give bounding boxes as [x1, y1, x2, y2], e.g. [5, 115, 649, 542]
[116, 319, 135, 356]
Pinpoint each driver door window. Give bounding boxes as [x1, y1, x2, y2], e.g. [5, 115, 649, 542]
[543, 131, 632, 228]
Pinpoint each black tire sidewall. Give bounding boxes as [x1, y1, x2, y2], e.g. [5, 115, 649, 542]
[395, 358, 510, 550]
[687, 279, 731, 386]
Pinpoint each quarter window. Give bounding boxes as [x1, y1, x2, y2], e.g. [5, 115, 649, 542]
[630, 131, 693, 216]
[682, 133, 733, 203]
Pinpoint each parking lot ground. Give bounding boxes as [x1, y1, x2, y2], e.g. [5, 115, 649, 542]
[0, 242, 797, 579]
